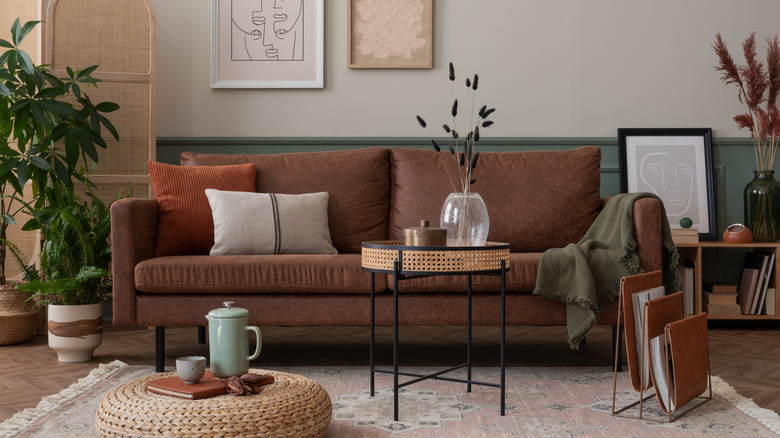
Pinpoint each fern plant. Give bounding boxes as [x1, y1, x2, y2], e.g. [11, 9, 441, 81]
[16, 181, 120, 305]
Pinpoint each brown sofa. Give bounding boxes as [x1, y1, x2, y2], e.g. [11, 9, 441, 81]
[110, 146, 664, 371]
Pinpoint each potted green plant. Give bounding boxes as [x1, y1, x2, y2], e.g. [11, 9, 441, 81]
[0, 17, 118, 282]
[0, 18, 119, 356]
[16, 181, 121, 361]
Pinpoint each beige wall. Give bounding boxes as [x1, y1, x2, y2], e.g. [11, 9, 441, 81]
[149, 0, 780, 138]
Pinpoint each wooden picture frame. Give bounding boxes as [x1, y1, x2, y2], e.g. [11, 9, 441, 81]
[618, 128, 717, 240]
[348, 0, 432, 69]
[211, 0, 324, 88]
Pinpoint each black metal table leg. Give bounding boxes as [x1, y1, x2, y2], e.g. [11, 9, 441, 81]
[467, 274, 473, 393]
[393, 259, 400, 422]
[500, 259, 506, 416]
[370, 272, 376, 397]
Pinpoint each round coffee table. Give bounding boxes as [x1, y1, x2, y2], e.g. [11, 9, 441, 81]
[96, 369, 332, 437]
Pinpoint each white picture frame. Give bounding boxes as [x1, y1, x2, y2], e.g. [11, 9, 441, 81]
[211, 0, 324, 89]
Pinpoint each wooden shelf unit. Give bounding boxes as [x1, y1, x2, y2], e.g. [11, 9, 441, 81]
[676, 241, 780, 320]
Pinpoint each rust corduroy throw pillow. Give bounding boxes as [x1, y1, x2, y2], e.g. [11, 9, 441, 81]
[148, 161, 257, 256]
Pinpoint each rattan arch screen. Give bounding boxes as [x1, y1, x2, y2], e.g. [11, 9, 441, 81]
[45, 0, 156, 202]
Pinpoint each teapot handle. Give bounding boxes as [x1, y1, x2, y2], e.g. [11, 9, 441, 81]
[247, 326, 262, 361]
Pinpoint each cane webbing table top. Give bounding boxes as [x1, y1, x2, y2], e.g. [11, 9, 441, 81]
[96, 369, 332, 438]
[361, 240, 510, 274]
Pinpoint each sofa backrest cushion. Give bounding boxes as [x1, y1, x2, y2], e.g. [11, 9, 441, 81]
[148, 161, 257, 256]
[181, 147, 390, 253]
[389, 146, 602, 252]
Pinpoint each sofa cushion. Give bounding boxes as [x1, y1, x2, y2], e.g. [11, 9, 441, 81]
[389, 147, 602, 252]
[134, 254, 385, 293]
[206, 189, 337, 255]
[147, 161, 257, 256]
[181, 148, 390, 253]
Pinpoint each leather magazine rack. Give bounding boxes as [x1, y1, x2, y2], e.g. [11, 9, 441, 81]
[612, 270, 712, 422]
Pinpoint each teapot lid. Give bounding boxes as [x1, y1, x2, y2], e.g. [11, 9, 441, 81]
[207, 301, 249, 319]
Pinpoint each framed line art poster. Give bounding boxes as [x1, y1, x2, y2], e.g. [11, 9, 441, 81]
[211, 0, 324, 88]
[348, 0, 432, 68]
[618, 128, 717, 240]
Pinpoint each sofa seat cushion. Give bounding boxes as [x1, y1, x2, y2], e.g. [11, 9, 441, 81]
[135, 254, 385, 293]
[390, 147, 602, 252]
[385, 252, 541, 293]
[180, 148, 390, 254]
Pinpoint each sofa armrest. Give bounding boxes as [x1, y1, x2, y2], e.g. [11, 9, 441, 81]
[110, 198, 159, 326]
[632, 197, 663, 272]
[601, 196, 663, 273]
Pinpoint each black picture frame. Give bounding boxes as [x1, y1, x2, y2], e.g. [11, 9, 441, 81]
[618, 128, 716, 240]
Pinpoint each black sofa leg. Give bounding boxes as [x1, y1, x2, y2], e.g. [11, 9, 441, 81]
[155, 326, 165, 372]
[198, 326, 206, 344]
[612, 324, 623, 372]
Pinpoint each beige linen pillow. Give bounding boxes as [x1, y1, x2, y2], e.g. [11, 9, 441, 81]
[205, 189, 337, 255]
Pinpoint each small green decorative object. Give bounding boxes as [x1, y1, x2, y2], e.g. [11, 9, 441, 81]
[679, 217, 693, 228]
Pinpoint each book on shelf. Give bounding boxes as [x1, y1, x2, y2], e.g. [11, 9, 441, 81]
[738, 253, 765, 314]
[679, 263, 695, 314]
[671, 228, 699, 244]
[752, 251, 775, 315]
[702, 282, 738, 294]
[703, 291, 737, 306]
[146, 371, 227, 399]
[703, 302, 742, 315]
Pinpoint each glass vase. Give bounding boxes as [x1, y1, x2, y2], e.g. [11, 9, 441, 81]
[440, 192, 489, 246]
[744, 170, 780, 242]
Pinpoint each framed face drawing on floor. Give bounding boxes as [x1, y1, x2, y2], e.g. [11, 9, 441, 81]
[211, 0, 324, 88]
[618, 128, 716, 240]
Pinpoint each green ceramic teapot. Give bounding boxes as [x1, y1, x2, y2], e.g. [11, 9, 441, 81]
[205, 301, 262, 378]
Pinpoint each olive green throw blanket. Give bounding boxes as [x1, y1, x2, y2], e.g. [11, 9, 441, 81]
[533, 192, 680, 349]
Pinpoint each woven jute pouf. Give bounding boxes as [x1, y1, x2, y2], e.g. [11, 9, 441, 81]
[96, 369, 332, 437]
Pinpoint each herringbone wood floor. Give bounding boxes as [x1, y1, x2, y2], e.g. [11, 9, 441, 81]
[1, 322, 778, 421]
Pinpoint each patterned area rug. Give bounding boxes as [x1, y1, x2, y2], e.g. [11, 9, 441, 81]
[1, 361, 779, 437]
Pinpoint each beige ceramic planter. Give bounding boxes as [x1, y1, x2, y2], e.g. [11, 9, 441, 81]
[47, 303, 103, 362]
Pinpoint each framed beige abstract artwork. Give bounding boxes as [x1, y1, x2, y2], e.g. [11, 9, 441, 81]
[211, 0, 324, 88]
[348, 0, 432, 69]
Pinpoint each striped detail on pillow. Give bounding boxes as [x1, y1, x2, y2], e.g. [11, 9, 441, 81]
[148, 161, 257, 256]
[270, 193, 281, 255]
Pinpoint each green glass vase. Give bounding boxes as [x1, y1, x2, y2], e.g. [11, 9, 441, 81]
[744, 170, 780, 242]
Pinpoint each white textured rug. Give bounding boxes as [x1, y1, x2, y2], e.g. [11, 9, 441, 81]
[2, 360, 779, 437]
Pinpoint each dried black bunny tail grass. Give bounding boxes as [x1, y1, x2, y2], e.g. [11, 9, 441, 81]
[451, 130, 459, 139]
[470, 178, 477, 185]
[466, 77, 471, 88]
[472, 74, 479, 90]
[471, 151, 480, 169]
[443, 124, 451, 133]
[416, 115, 427, 128]
[479, 105, 487, 118]
[459, 152, 466, 166]
[481, 107, 495, 119]
[448, 144, 455, 155]
[430, 139, 441, 152]
[449, 62, 455, 81]
[451, 99, 458, 117]
[482, 120, 494, 128]
[474, 126, 480, 142]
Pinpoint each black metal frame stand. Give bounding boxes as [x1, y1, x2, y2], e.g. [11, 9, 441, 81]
[368, 250, 507, 421]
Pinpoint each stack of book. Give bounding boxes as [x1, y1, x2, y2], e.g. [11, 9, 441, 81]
[702, 282, 740, 316]
[736, 251, 776, 315]
[671, 228, 698, 245]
